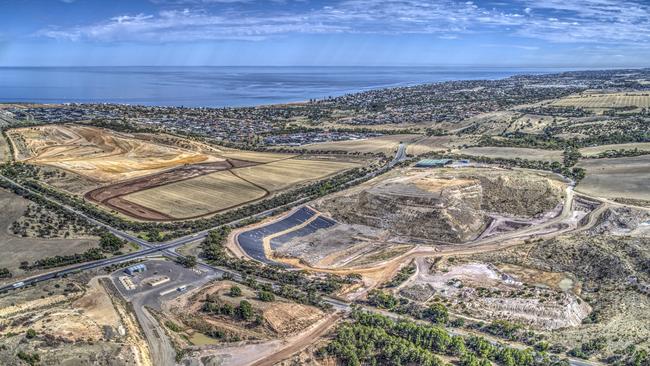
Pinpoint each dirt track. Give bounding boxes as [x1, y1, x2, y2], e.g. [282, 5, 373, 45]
[249, 312, 342, 366]
[231, 184, 610, 301]
[85, 159, 258, 220]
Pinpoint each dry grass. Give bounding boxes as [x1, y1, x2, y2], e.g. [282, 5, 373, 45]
[7, 124, 223, 182]
[0, 188, 99, 281]
[406, 135, 470, 155]
[122, 170, 267, 219]
[579, 142, 650, 156]
[219, 149, 295, 163]
[232, 158, 360, 192]
[459, 146, 563, 162]
[551, 92, 650, 111]
[576, 155, 650, 202]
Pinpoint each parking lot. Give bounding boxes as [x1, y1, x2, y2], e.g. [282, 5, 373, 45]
[110, 259, 218, 309]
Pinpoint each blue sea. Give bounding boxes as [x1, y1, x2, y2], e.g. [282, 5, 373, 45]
[0, 66, 571, 107]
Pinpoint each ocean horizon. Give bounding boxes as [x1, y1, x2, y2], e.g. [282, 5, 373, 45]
[0, 66, 578, 108]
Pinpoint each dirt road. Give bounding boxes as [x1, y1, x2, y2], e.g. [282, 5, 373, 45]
[249, 312, 342, 366]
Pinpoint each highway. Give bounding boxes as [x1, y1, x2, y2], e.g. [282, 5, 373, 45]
[0, 143, 404, 293]
[0, 145, 600, 366]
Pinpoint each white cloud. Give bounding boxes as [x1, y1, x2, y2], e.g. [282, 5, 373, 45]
[38, 0, 650, 45]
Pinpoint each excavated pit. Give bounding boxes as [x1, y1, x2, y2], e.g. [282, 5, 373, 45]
[313, 168, 565, 244]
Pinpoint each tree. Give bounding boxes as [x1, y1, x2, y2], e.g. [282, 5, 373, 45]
[0, 267, 12, 279]
[25, 328, 37, 339]
[177, 255, 197, 268]
[448, 335, 466, 356]
[367, 289, 398, 309]
[238, 300, 253, 320]
[257, 290, 275, 302]
[99, 232, 125, 253]
[147, 227, 161, 241]
[16, 351, 40, 366]
[229, 285, 242, 297]
[425, 303, 449, 324]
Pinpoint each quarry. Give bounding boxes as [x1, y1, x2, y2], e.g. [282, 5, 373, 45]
[261, 166, 569, 270]
[3, 68, 650, 366]
[398, 257, 591, 330]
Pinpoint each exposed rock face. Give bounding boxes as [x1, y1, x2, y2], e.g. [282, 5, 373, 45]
[589, 207, 650, 237]
[400, 259, 591, 330]
[320, 176, 486, 242]
[316, 169, 564, 243]
[466, 172, 564, 217]
[468, 295, 592, 330]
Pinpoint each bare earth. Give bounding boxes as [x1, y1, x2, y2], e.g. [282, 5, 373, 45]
[8, 124, 224, 182]
[576, 155, 650, 203]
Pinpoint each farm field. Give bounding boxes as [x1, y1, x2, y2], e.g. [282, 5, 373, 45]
[459, 146, 563, 162]
[297, 134, 421, 154]
[219, 149, 295, 163]
[405, 136, 453, 155]
[7, 124, 223, 182]
[233, 158, 360, 192]
[122, 170, 268, 219]
[116, 157, 358, 220]
[576, 155, 650, 204]
[6, 124, 318, 220]
[579, 142, 650, 156]
[550, 92, 650, 112]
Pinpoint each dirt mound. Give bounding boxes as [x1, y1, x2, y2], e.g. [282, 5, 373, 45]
[314, 168, 564, 243]
[460, 170, 565, 217]
[9, 124, 223, 182]
[589, 206, 650, 237]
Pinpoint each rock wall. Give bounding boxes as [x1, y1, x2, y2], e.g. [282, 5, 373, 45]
[322, 179, 488, 243]
[317, 169, 565, 243]
[467, 172, 564, 217]
[469, 295, 592, 330]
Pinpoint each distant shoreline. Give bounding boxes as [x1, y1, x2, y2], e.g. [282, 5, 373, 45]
[0, 66, 576, 108]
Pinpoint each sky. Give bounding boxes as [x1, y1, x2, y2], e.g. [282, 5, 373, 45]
[0, 0, 649, 67]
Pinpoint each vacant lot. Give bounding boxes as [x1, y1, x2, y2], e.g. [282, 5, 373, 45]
[122, 170, 268, 219]
[7, 124, 223, 182]
[551, 92, 650, 111]
[459, 146, 563, 162]
[233, 158, 360, 192]
[0, 188, 98, 282]
[298, 134, 421, 155]
[579, 142, 650, 157]
[406, 136, 452, 155]
[406, 135, 476, 155]
[576, 155, 650, 203]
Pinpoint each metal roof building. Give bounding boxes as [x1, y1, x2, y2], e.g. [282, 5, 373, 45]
[415, 159, 452, 168]
[125, 263, 147, 275]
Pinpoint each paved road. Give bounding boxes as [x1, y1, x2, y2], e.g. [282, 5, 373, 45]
[0, 145, 600, 366]
[389, 142, 407, 167]
[0, 140, 405, 293]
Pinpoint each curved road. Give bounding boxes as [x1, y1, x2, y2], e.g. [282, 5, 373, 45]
[0, 144, 601, 366]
